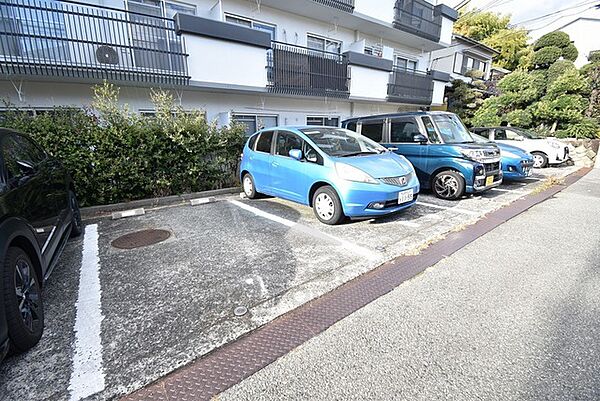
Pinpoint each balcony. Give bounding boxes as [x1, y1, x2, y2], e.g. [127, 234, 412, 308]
[0, 0, 189, 86]
[311, 0, 354, 13]
[268, 41, 350, 99]
[387, 66, 433, 105]
[393, 0, 441, 42]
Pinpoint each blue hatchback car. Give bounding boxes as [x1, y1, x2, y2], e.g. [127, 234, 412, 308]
[239, 126, 420, 225]
[471, 133, 535, 180]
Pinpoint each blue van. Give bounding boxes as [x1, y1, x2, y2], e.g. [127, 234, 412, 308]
[342, 112, 502, 200]
[239, 126, 419, 225]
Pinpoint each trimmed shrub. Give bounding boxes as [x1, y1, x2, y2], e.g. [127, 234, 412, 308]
[533, 31, 571, 51]
[532, 46, 562, 66]
[506, 109, 533, 127]
[589, 51, 600, 63]
[547, 60, 576, 84]
[562, 43, 578, 61]
[558, 118, 600, 139]
[1, 83, 246, 206]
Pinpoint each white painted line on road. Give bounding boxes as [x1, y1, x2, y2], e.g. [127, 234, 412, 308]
[228, 200, 379, 261]
[416, 201, 479, 216]
[68, 224, 105, 401]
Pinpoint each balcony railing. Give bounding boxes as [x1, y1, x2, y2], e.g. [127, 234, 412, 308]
[387, 66, 433, 105]
[310, 0, 354, 13]
[0, 0, 189, 86]
[268, 41, 350, 99]
[393, 0, 441, 42]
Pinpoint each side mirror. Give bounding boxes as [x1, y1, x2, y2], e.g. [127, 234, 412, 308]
[17, 160, 35, 175]
[289, 149, 303, 160]
[413, 134, 428, 144]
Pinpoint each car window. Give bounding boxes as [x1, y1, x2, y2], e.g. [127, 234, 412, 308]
[275, 131, 303, 157]
[431, 114, 474, 144]
[255, 131, 274, 153]
[360, 120, 383, 143]
[505, 129, 522, 140]
[248, 133, 259, 150]
[346, 121, 357, 132]
[301, 127, 386, 158]
[303, 141, 323, 165]
[421, 117, 441, 144]
[390, 118, 421, 143]
[494, 129, 507, 140]
[2, 135, 44, 181]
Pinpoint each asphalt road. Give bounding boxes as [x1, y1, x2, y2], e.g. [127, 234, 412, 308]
[0, 166, 579, 401]
[220, 168, 600, 401]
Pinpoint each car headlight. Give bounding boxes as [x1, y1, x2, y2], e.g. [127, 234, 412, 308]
[461, 149, 490, 163]
[335, 163, 378, 184]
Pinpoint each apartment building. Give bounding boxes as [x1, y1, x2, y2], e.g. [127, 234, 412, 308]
[0, 0, 458, 135]
[430, 34, 499, 83]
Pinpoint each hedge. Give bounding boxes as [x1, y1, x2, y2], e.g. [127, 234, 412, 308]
[532, 46, 562, 66]
[533, 31, 571, 51]
[1, 83, 246, 207]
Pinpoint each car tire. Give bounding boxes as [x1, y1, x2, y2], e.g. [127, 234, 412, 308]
[312, 186, 345, 225]
[69, 190, 83, 238]
[532, 152, 548, 168]
[242, 173, 260, 199]
[432, 170, 465, 200]
[2, 247, 44, 355]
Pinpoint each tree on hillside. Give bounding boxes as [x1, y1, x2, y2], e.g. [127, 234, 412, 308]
[453, 10, 529, 70]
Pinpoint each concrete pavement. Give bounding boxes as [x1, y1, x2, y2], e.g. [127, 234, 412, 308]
[220, 168, 600, 401]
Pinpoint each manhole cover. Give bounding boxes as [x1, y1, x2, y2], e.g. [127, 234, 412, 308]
[111, 229, 171, 249]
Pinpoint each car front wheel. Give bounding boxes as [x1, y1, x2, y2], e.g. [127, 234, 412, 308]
[2, 247, 44, 355]
[432, 170, 465, 200]
[312, 186, 344, 225]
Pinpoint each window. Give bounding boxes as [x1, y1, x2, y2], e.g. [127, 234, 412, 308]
[255, 131, 274, 153]
[495, 129, 521, 140]
[460, 54, 487, 75]
[431, 114, 473, 144]
[248, 133, 259, 150]
[421, 117, 440, 143]
[225, 14, 276, 40]
[303, 141, 323, 165]
[275, 131, 303, 157]
[2, 135, 46, 182]
[307, 34, 341, 53]
[396, 56, 417, 71]
[360, 121, 384, 143]
[232, 114, 278, 137]
[390, 119, 421, 143]
[346, 122, 357, 132]
[301, 127, 386, 158]
[307, 116, 339, 127]
[364, 44, 383, 58]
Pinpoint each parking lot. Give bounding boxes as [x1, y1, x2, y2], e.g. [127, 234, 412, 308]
[0, 166, 579, 401]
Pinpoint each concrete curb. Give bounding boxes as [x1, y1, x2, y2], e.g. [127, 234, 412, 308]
[80, 187, 240, 219]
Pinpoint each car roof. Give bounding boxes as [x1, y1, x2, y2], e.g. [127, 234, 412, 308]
[0, 127, 20, 138]
[342, 111, 454, 123]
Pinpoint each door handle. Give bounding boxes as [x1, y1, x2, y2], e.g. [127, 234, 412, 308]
[271, 161, 279, 167]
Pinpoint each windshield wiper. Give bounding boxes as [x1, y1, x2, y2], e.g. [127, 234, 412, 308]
[340, 151, 378, 157]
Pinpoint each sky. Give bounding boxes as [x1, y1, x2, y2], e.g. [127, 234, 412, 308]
[445, 0, 600, 39]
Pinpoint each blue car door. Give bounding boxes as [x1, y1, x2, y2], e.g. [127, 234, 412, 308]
[270, 130, 306, 203]
[388, 116, 428, 183]
[252, 130, 275, 193]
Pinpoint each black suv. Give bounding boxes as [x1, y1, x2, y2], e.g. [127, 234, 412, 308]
[0, 128, 81, 362]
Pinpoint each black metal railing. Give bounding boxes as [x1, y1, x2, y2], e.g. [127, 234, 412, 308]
[387, 66, 433, 105]
[310, 0, 354, 13]
[393, 0, 441, 42]
[0, 0, 189, 86]
[267, 41, 350, 98]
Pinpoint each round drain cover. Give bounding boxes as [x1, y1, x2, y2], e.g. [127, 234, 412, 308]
[111, 229, 171, 249]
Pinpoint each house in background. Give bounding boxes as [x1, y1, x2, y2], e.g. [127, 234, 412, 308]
[0, 0, 458, 135]
[554, 17, 600, 68]
[429, 34, 499, 83]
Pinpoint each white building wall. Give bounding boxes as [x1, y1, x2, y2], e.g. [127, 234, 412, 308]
[431, 80, 446, 106]
[354, 0, 397, 24]
[184, 36, 267, 87]
[348, 66, 390, 100]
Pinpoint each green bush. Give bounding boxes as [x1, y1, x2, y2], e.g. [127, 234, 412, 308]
[547, 60, 576, 84]
[506, 109, 533, 127]
[1, 82, 246, 207]
[562, 43, 578, 61]
[532, 46, 562, 66]
[589, 51, 600, 63]
[559, 118, 600, 138]
[533, 31, 571, 50]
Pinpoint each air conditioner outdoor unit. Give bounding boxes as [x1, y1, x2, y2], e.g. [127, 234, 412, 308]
[96, 45, 119, 65]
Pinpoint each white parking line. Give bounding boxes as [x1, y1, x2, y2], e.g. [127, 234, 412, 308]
[416, 201, 479, 216]
[228, 200, 380, 261]
[68, 224, 105, 401]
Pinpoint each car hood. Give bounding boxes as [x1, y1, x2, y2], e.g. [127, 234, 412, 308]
[497, 143, 532, 159]
[333, 152, 412, 178]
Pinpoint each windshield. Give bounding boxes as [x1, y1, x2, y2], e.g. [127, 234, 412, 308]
[301, 127, 387, 157]
[513, 128, 541, 139]
[432, 114, 475, 144]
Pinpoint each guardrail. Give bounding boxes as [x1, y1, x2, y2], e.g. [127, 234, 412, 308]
[393, 0, 441, 42]
[387, 66, 433, 105]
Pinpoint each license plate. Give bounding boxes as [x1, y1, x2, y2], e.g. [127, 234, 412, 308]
[485, 176, 494, 186]
[525, 168, 532, 177]
[398, 189, 413, 204]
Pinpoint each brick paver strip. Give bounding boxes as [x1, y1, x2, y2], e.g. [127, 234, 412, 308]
[121, 167, 592, 401]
